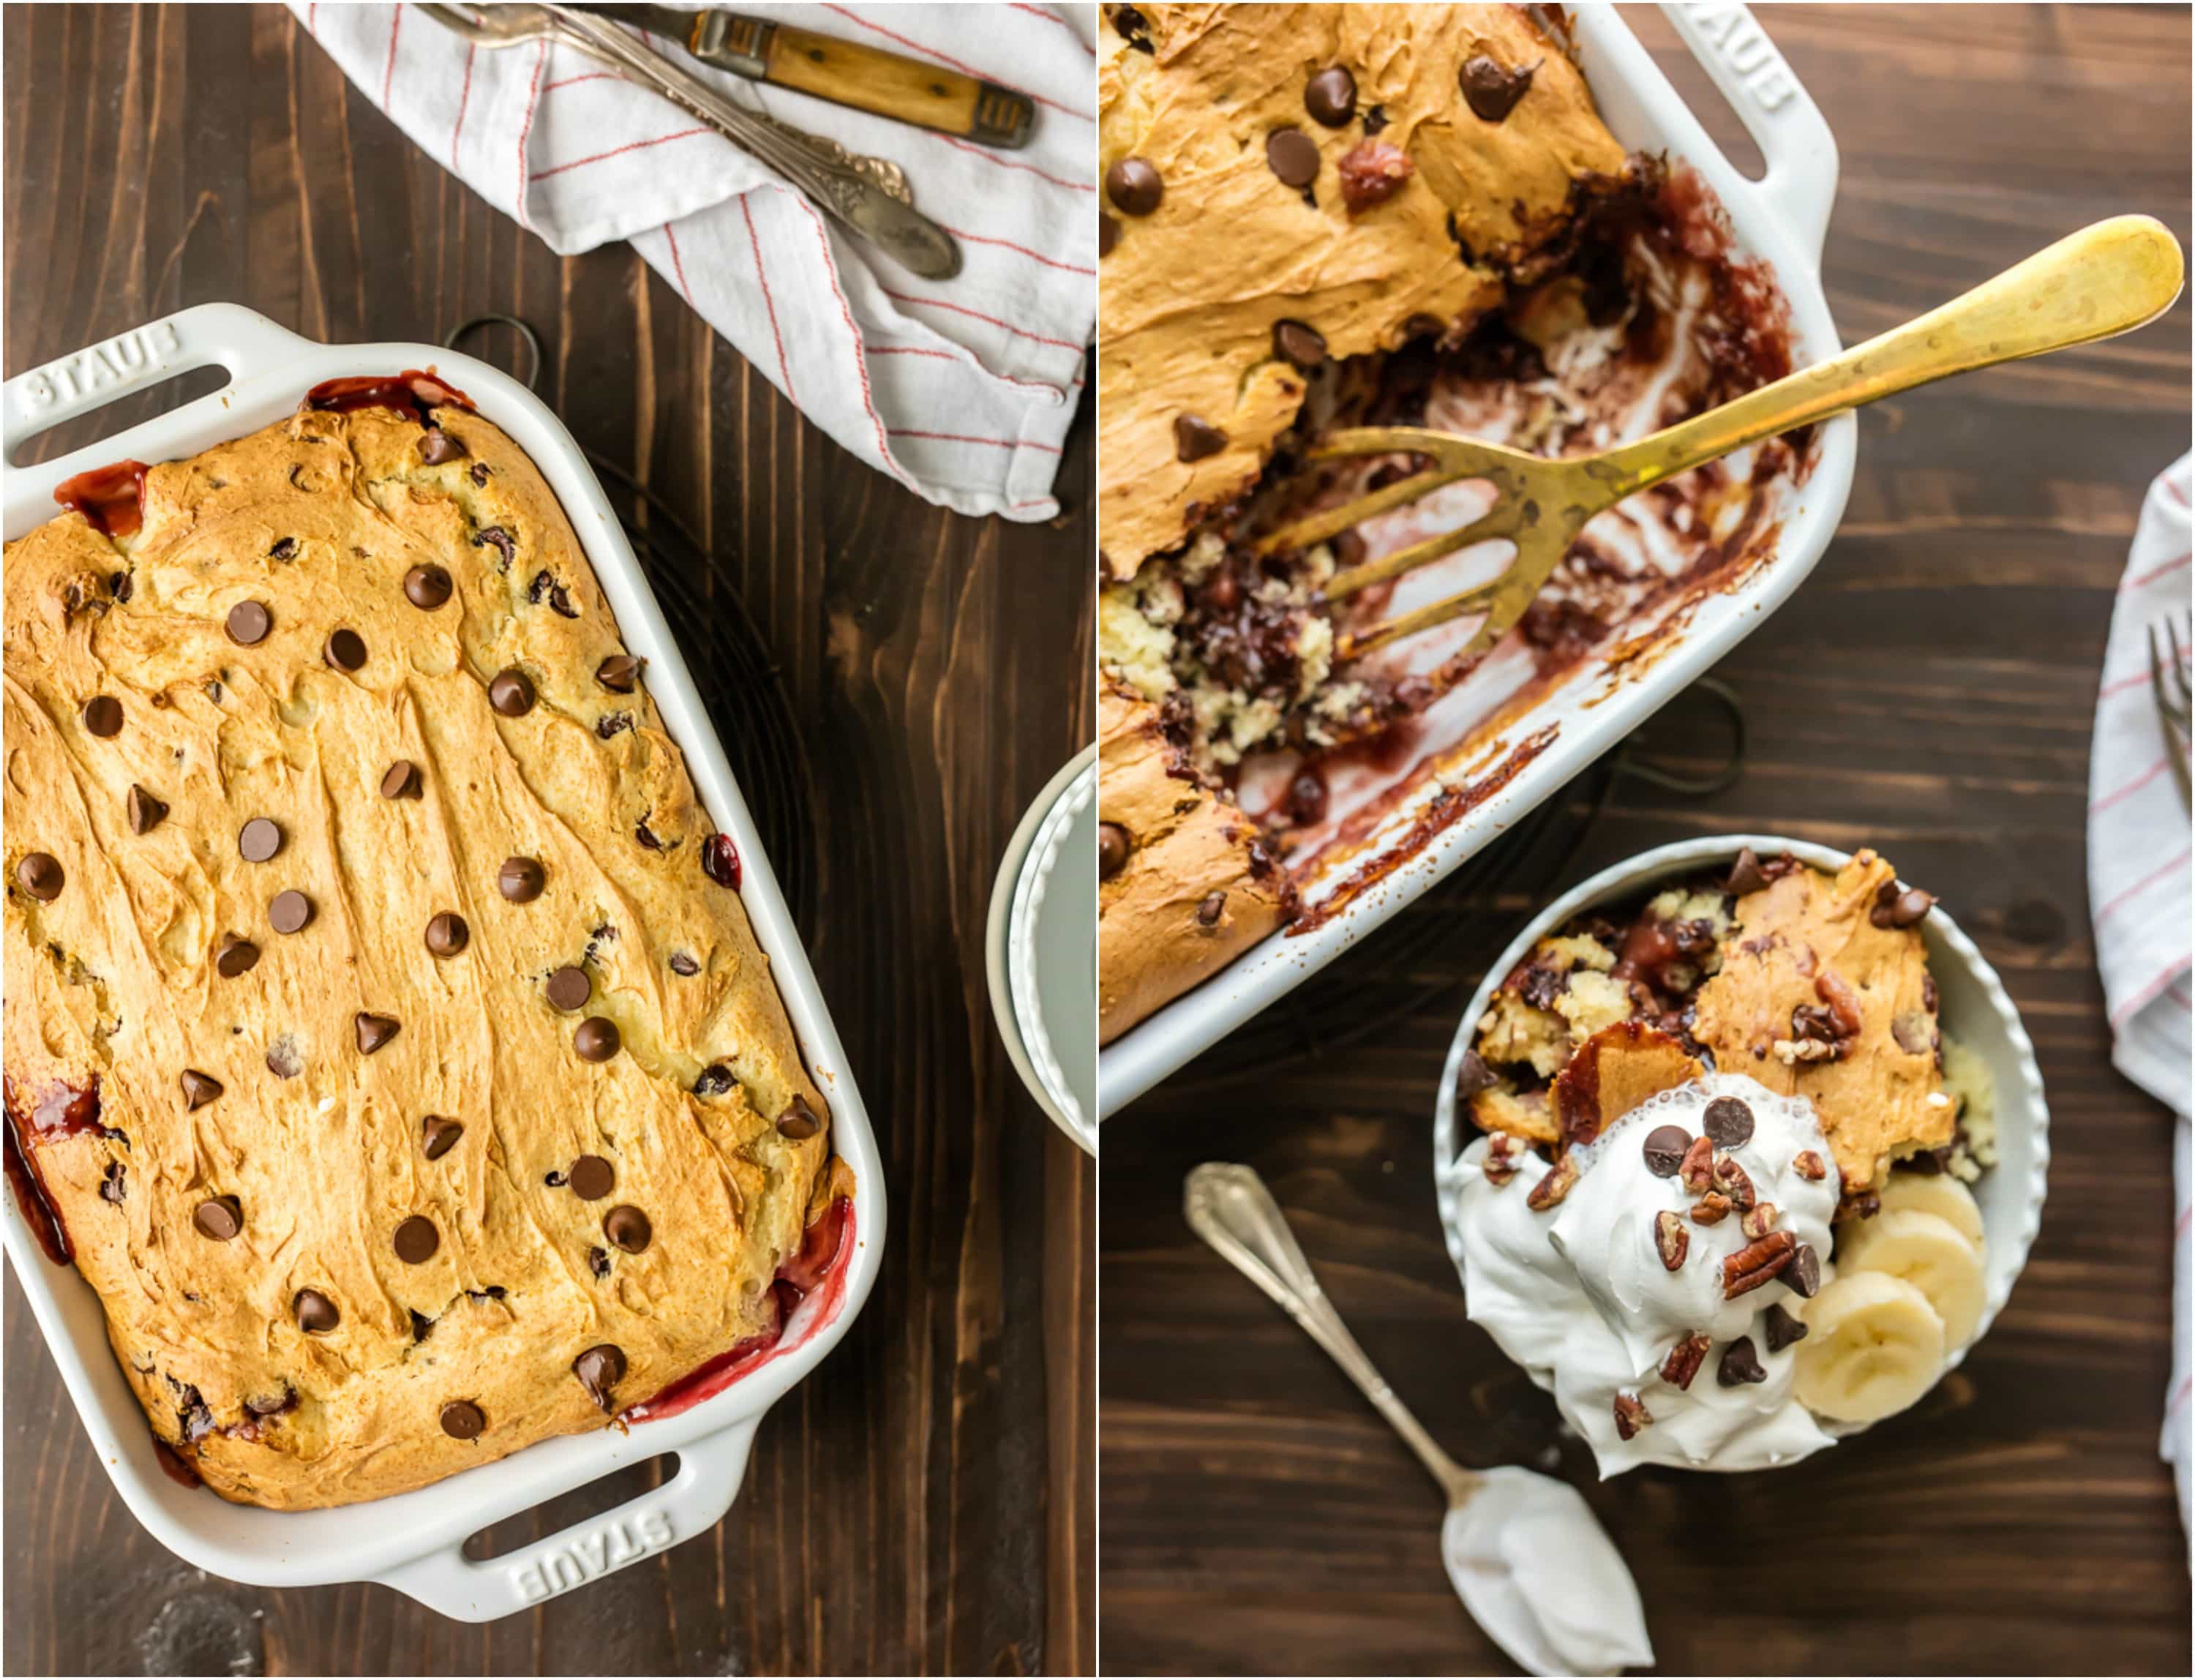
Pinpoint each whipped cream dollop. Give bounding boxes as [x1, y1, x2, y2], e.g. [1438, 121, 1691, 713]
[1454, 1073, 1843, 1475]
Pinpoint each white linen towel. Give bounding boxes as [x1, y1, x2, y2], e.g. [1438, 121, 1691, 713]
[291, 1, 1096, 521]
[2084, 454, 2192, 1551]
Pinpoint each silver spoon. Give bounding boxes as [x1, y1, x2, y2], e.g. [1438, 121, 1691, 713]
[1184, 1163, 1655, 1676]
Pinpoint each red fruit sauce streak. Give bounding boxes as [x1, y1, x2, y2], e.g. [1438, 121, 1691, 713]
[301, 370, 475, 424]
[54, 460, 150, 540]
[620, 1196, 854, 1425]
[0, 1074, 100, 1265]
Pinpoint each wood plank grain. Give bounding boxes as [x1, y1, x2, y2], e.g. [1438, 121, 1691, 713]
[1098, 5, 2192, 1676]
[1, 5, 1094, 1674]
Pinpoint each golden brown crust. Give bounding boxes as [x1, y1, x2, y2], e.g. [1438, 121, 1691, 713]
[1691, 850, 1948, 1191]
[1547, 1021, 1704, 1148]
[1097, 682, 1290, 1043]
[4, 400, 833, 1509]
[1097, 2, 1624, 577]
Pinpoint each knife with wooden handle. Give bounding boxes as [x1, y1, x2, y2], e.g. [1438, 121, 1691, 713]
[581, 4, 1037, 147]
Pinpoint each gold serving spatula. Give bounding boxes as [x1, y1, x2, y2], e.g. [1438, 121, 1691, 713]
[1260, 214, 2185, 665]
[579, 4, 1037, 146]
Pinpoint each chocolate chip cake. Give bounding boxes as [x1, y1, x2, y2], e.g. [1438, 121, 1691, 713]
[1458, 848, 1997, 1201]
[3, 377, 849, 1509]
[1095, 3, 1807, 1041]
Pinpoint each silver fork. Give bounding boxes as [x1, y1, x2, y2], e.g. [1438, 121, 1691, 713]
[2150, 614, 2191, 809]
[417, 2, 960, 278]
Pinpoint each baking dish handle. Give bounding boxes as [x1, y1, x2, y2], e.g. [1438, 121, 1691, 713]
[1, 303, 315, 472]
[373, 1419, 759, 1622]
[1658, 1, 1840, 269]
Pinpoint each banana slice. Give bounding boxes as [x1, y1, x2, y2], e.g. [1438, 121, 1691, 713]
[1793, 1272, 1948, 1422]
[1838, 1208, 1988, 1348]
[1876, 1173, 1985, 1252]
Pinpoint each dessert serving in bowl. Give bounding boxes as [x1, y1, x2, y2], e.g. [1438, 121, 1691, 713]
[1, 304, 883, 1616]
[1094, 1, 1858, 1111]
[1433, 836, 2048, 1475]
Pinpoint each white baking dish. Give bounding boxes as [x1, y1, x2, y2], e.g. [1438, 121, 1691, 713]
[1099, 1, 1858, 1116]
[1430, 835, 2050, 1463]
[0, 303, 885, 1620]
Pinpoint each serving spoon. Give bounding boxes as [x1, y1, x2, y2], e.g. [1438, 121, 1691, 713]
[1184, 1163, 1654, 1676]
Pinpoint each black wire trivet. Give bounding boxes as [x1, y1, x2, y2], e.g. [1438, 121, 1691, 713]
[1169, 677, 1748, 1091]
[445, 316, 819, 934]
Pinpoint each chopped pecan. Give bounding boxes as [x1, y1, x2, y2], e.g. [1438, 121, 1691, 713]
[1740, 1202, 1780, 1240]
[1653, 1210, 1689, 1271]
[1711, 1155, 1757, 1211]
[1722, 1229, 1797, 1300]
[1793, 1150, 1827, 1182]
[1659, 1332, 1711, 1391]
[1482, 1132, 1525, 1187]
[1689, 1191, 1733, 1226]
[1612, 1391, 1652, 1441]
[1678, 1134, 1715, 1193]
[1525, 1152, 1578, 1212]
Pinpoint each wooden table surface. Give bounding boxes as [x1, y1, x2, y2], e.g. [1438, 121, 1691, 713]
[1, 5, 1093, 1676]
[1100, 6, 2193, 1676]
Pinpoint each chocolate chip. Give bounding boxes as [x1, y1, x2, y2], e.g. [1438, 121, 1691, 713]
[470, 462, 490, 487]
[669, 950, 700, 977]
[1460, 53, 1536, 122]
[575, 1016, 620, 1062]
[418, 427, 467, 465]
[82, 695, 123, 738]
[568, 1155, 615, 1201]
[778, 1096, 822, 1140]
[1105, 157, 1162, 216]
[546, 966, 591, 1012]
[403, 564, 453, 610]
[215, 934, 260, 978]
[410, 1309, 435, 1342]
[265, 1035, 302, 1079]
[239, 818, 283, 863]
[1196, 890, 1226, 927]
[691, 1064, 733, 1098]
[419, 912, 465, 959]
[15, 852, 63, 901]
[110, 571, 133, 601]
[1099, 213, 1119, 257]
[269, 889, 315, 934]
[1174, 414, 1228, 462]
[596, 654, 642, 693]
[380, 760, 423, 800]
[393, 1214, 440, 1264]
[269, 537, 299, 561]
[1871, 886, 1935, 930]
[123, 784, 168, 836]
[488, 668, 535, 716]
[701, 833, 741, 890]
[100, 1161, 126, 1204]
[193, 1195, 242, 1241]
[1763, 1302, 1809, 1353]
[473, 525, 516, 566]
[323, 628, 367, 672]
[181, 1069, 223, 1110]
[573, 1343, 627, 1411]
[1305, 64, 1357, 127]
[547, 581, 578, 618]
[1716, 1335, 1767, 1387]
[588, 1245, 612, 1278]
[225, 600, 273, 645]
[1703, 1097, 1755, 1150]
[294, 1289, 339, 1332]
[1097, 822, 1132, 881]
[1641, 1124, 1692, 1177]
[603, 1204, 650, 1253]
[1272, 319, 1327, 370]
[439, 1399, 485, 1440]
[422, 1115, 464, 1160]
[635, 821, 666, 852]
[1782, 1242, 1821, 1300]
[1725, 847, 1769, 896]
[498, 855, 545, 902]
[1264, 127, 1320, 187]
[355, 1012, 400, 1054]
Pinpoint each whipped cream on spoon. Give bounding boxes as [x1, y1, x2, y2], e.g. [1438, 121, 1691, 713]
[1184, 1163, 1655, 1676]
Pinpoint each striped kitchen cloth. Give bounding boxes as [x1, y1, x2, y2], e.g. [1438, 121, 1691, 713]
[2085, 452, 2191, 1551]
[290, 2, 1095, 522]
